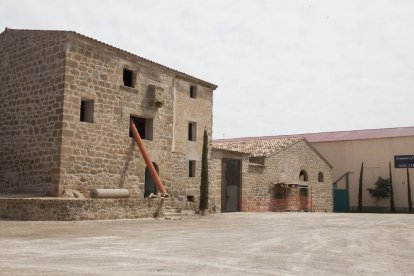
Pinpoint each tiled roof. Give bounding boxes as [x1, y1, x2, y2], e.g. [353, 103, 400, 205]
[3, 28, 218, 90]
[212, 137, 304, 157]
[214, 126, 414, 143]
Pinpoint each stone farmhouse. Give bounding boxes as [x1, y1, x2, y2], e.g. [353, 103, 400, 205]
[212, 137, 333, 212]
[0, 28, 217, 219]
[0, 28, 333, 220]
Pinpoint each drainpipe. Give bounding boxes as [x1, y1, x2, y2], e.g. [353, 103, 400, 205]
[130, 119, 168, 199]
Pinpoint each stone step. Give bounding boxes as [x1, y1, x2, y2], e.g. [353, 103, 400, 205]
[164, 207, 181, 213]
[180, 210, 196, 215]
[163, 207, 195, 220]
[164, 212, 185, 220]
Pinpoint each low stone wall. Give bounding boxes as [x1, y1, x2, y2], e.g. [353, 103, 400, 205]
[0, 197, 165, 221]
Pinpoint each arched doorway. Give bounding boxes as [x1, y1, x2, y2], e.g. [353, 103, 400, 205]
[144, 163, 159, 197]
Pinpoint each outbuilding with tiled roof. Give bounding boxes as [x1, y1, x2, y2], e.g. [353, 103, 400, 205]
[211, 137, 333, 213]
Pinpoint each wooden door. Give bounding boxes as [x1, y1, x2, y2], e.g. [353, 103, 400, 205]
[225, 159, 241, 212]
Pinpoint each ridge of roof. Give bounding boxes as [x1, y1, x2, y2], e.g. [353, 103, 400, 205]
[214, 126, 414, 143]
[3, 28, 218, 90]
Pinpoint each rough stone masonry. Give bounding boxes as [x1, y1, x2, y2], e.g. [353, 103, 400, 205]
[0, 28, 217, 219]
[0, 28, 332, 220]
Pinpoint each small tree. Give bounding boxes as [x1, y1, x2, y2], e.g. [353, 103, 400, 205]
[358, 162, 364, 212]
[389, 162, 396, 213]
[407, 168, 412, 212]
[367, 177, 390, 211]
[199, 128, 209, 215]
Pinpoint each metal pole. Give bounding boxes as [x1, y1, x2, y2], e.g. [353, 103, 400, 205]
[130, 119, 168, 198]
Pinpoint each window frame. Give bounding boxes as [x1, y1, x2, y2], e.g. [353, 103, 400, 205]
[189, 160, 196, 177]
[318, 172, 324, 182]
[129, 115, 153, 141]
[188, 122, 197, 141]
[123, 68, 135, 88]
[299, 170, 309, 182]
[190, 85, 197, 99]
[80, 99, 94, 123]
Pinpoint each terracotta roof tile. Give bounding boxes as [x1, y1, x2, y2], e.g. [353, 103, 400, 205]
[212, 137, 304, 157]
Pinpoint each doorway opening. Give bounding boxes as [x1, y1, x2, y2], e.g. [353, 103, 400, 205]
[144, 162, 159, 198]
[221, 159, 241, 212]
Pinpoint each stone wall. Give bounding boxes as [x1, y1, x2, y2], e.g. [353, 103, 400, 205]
[212, 140, 333, 213]
[0, 29, 217, 219]
[0, 197, 165, 221]
[0, 29, 67, 194]
[244, 140, 333, 212]
[59, 33, 215, 210]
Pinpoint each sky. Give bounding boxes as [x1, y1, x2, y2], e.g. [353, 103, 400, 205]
[1, 0, 413, 139]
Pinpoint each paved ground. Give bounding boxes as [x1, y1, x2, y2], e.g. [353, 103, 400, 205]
[0, 212, 413, 275]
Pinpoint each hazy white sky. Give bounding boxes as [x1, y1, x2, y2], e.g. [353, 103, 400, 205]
[1, 0, 413, 139]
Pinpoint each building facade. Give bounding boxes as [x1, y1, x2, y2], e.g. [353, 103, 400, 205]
[212, 137, 333, 213]
[300, 127, 414, 212]
[0, 28, 217, 219]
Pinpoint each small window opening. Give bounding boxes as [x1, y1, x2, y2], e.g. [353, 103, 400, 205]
[318, 172, 324, 182]
[299, 170, 308, 181]
[190, 85, 197, 98]
[123, 68, 134, 88]
[188, 122, 197, 141]
[187, 195, 195, 202]
[80, 99, 94, 123]
[189, 160, 196, 177]
[129, 115, 153, 140]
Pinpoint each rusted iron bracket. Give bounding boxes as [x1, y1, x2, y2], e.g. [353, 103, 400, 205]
[130, 119, 169, 199]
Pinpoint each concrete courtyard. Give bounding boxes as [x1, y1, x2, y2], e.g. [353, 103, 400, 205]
[0, 212, 413, 275]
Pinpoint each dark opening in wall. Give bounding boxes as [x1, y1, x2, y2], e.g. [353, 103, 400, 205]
[144, 162, 159, 198]
[189, 160, 196, 177]
[299, 170, 308, 181]
[80, 99, 94, 123]
[123, 68, 134, 88]
[188, 122, 197, 141]
[318, 172, 324, 182]
[129, 115, 153, 140]
[190, 85, 197, 98]
[187, 195, 195, 202]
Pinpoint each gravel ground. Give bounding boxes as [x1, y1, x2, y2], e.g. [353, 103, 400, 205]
[1, 212, 413, 275]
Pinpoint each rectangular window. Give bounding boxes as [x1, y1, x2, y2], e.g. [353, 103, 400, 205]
[129, 115, 153, 140]
[189, 160, 196, 177]
[190, 85, 197, 98]
[188, 122, 197, 141]
[123, 68, 134, 88]
[80, 99, 94, 123]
